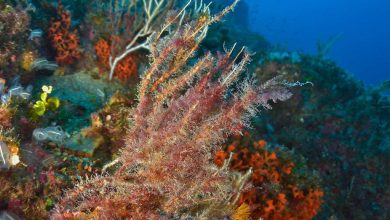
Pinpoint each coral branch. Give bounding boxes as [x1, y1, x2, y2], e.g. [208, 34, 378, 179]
[108, 0, 180, 80]
[52, 1, 291, 219]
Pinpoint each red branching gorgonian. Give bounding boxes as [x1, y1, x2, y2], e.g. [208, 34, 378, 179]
[52, 1, 291, 219]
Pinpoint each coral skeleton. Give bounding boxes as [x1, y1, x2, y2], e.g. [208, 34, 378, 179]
[107, 0, 173, 80]
[52, 0, 291, 219]
[106, 0, 208, 80]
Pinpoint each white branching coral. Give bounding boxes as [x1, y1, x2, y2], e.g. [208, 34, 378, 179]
[52, 1, 292, 219]
[107, 0, 179, 80]
[107, 0, 239, 80]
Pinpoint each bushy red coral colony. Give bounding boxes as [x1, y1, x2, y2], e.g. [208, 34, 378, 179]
[215, 136, 323, 220]
[48, 3, 80, 65]
[95, 38, 138, 81]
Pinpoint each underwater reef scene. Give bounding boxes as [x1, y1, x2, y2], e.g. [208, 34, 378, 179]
[0, 0, 389, 219]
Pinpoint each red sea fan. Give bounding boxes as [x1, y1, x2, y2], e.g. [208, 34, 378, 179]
[52, 1, 291, 219]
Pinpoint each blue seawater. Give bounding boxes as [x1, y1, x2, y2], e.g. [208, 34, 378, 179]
[241, 0, 390, 86]
[245, 0, 390, 85]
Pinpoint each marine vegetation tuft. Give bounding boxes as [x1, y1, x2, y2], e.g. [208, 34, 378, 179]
[52, 1, 292, 219]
